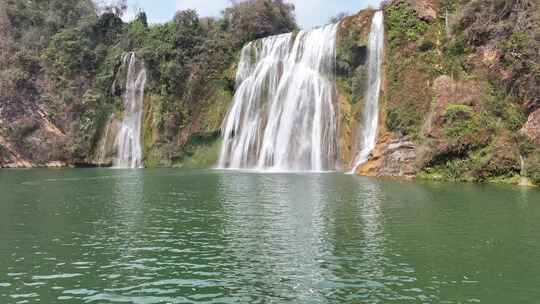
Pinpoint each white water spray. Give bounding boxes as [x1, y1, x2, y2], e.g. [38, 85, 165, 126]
[350, 11, 384, 173]
[114, 52, 147, 168]
[218, 24, 340, 172]
[96, 115, 113, 167]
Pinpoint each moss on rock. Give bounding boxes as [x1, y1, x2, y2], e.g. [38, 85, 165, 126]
[335, 10, 377, 167]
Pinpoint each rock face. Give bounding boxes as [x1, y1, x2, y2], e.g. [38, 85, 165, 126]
[407, 0, 437, 21]
[358, 133, 418, 178]
[392, 0, 437, 22]
[0, 135, 32, 168]
[335, 10, 377, 168]
[522, 109, 540, 145]
[1, 0, 538, 178]
[358, 75, 483, 180]
[0, 105, 69, 168]
[423, 75, 484, 139]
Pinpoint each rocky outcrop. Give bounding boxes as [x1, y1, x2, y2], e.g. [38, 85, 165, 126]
[0, 135, 32, 168]
[391, 0, 437, 22]
[423, 75, 485, 140]
[357, 133, 418, 178]
[336, 10, 375, 168]
[0, 134, 68, 168]
[0, 103, 69, 168]
[407, 0, 437, 21]
[359, 0, 540, 185]
[521, 109, 540, 145]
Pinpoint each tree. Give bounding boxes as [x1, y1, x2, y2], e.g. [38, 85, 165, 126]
[224, 0, 297, 46]
[96, 0, 128, 17]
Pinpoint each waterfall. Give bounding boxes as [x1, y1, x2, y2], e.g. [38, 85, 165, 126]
[96, 115, 112, 167]
[113, 52, 147, 169]
[350, 11, 385, 173]
[519, 154, 530, 186]
[218, 23, 339, 172]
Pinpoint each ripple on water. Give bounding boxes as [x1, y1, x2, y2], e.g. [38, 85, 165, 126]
[10, 292, 38, 299]
[2, 170, 540, 303]
[62, 289, 98, 296]
[32, 274, 83, 280]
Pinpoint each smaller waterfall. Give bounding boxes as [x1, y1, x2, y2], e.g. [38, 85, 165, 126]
[96, 116, 113, 167]
[519, 155, 530, 186]
[351, 11, 385, 173]
[114, 52, 147, 168]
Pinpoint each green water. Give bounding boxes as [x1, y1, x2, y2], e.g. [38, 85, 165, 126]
[0, 169, 539, 303]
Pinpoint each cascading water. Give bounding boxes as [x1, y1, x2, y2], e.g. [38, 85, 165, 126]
[96, 116, 112, 167]
[350, 11, 384, 173]
[219, 23, 339, 172]
[113, 52, 147, 168]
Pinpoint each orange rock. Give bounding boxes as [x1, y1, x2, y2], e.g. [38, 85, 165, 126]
[357, 133, 417, 178]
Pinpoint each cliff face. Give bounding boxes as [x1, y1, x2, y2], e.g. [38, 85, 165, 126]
[0, 0, 295, 169]
[2, 0, 539, 185]
[355, 0, 540, 185]
[335, 10, 375, 168]
[0, 1, 94, 168]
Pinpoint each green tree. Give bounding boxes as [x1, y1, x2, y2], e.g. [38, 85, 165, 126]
[224, 0, 297, 46]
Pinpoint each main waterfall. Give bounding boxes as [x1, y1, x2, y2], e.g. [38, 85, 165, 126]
[351, 11, 384, 173]
[218, 24, 339, 172]
[114, 52, 147, 168]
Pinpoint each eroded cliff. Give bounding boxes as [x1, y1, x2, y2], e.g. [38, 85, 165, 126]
[354, 0, 540, 185]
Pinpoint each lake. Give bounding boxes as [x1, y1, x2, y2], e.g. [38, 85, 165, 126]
[1, 169, 539, 303]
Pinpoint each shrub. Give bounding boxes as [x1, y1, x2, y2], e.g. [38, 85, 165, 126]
[224, 0, 297, 46]
[455, 0, 540, 109]
[485, 87, 527, 131]
[446, 34, 467, 56]
[528, 154, 540, 185]
[442, 104, 494, 152]
[518, 135, 537, 157]
[42, 26, 97, 77]
[386, 106, 422, 137]
[11, 118, 40, 141]
[0, 144, 10, 160]
[444, 104, 473, 122]
[419, 39, 435, 52]
[386, 2, 429, 49]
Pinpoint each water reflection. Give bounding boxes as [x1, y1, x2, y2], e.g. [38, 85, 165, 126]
[359, 178, 385, 273]
[111, 170, 146, 246]
[216, 173, 394, 302]
[318, 176, 392, 302]
[110, 170, 147, 274]
[217, 173, 332, 302]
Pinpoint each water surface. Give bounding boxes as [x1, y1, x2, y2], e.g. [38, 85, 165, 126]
[0, 169, 539, 303]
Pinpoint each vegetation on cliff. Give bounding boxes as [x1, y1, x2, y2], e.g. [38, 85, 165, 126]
[377, 0, 540, 184]
[0, 0, 296, 167]
[1, 0, 539, 186]
[334, 10, 375, 165]
[0, 0, 97, 166]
